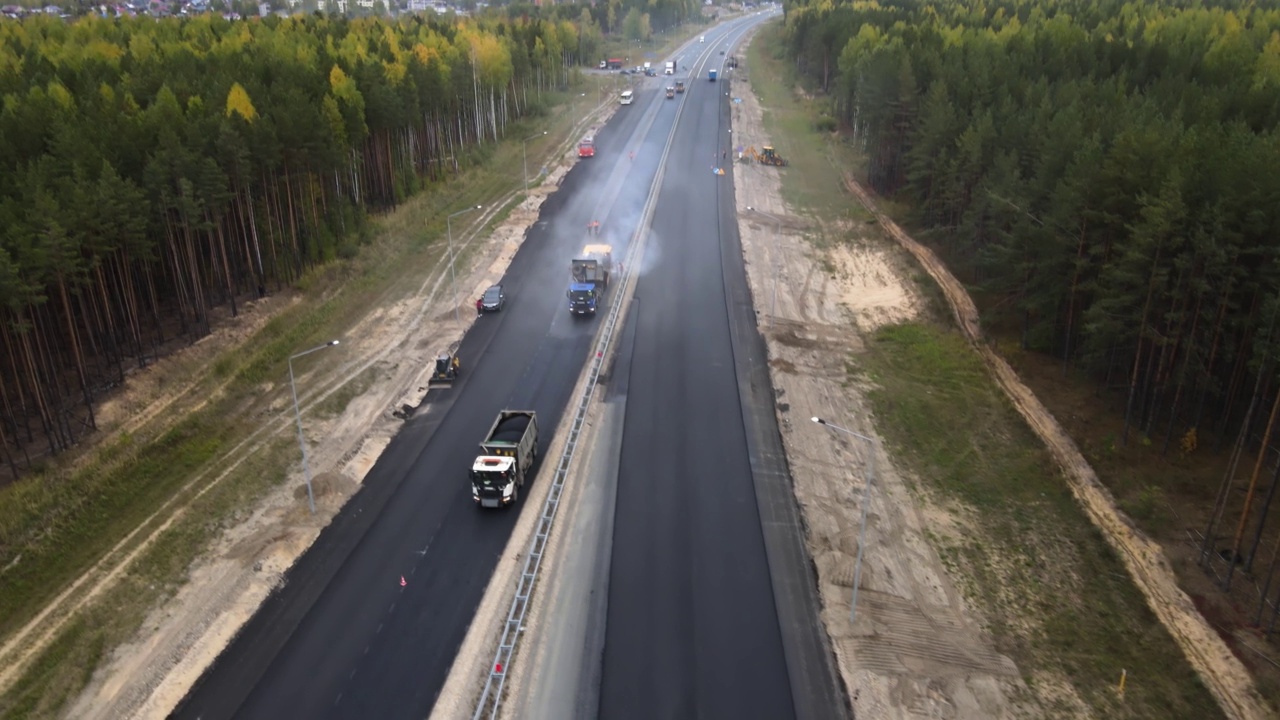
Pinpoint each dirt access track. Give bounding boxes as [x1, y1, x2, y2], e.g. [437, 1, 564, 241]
[839, 178, 1272, 719]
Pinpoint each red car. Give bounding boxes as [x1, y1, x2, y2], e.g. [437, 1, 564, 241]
[578, 136, 595, 158]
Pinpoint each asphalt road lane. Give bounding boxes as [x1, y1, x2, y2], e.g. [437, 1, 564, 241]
[172, 87, 670, 720]
[598, 16, 797, 720]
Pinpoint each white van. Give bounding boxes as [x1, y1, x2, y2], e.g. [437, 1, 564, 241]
[620, 90, 634, 105]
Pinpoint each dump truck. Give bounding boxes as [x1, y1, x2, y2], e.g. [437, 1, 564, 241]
[606, 58, 623, 69]
[568, 244, 613, 316]
[675, 80, 685, 93]
[708, 68, 717, 82]
[471, 410, 539, 508]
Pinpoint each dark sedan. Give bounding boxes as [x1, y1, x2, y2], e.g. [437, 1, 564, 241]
[481, 284, 505, 312]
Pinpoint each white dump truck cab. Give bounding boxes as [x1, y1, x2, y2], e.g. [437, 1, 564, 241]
[471, 456, 518, 507]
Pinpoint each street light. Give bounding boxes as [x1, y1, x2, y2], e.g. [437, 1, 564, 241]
[447, 205, 483, 324]
[290, 340, 341, 515]
[745, 206, 781, 326]
[811, 416, 877, 624]
[522, 131, 547, 196]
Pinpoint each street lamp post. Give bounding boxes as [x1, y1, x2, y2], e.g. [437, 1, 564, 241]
[522, 131, 547, 196]
[745, 206, 782, 327]
[446, 205, 483, 324]
[811, 416, 877, 624]
[290, 340, 341, 515]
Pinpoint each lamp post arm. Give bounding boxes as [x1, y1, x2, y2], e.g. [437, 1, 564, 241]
[291, 342, 337, 362]
[812, 416, 875, 444]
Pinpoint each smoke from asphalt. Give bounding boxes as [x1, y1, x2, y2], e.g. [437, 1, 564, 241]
[546, 112, 691, 282]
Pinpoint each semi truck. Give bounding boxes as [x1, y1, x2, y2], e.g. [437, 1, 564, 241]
[664, 60, 675, 75]
[568, 244, 613, 316]
[471, 410, 539, 508]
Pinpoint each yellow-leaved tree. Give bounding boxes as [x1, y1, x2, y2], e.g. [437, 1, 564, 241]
[467, 32, 514, 142]
[225, 82, 257, 123]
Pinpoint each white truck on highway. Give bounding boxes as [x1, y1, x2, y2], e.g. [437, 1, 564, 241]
[471, 410, 538, 508]
[664, 60, 675, 75]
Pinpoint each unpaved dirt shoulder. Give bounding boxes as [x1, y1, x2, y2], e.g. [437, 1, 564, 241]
[839, 175, 1274, 720]
[730, 38, 1033, 719]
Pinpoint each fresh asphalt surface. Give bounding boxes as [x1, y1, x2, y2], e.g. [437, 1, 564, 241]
[171, 88, 664, 718]
[596, 16, 814, 720]
[174, 13, 841, 720]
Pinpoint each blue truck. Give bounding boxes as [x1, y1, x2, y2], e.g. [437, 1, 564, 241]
[567, 244, 613, 316]
[568, 282, 600, 315]
[709, 68, 717, 81]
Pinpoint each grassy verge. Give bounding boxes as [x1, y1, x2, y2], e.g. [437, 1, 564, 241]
[859, 324, 1222, 718]
[743, 24, 872, 233]
[746, 18, 1225, 719]
[0, 86, 595, 719]
[3, 435, 295, 719]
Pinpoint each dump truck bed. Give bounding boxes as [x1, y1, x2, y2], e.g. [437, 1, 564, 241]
[479, 410, 537, 457]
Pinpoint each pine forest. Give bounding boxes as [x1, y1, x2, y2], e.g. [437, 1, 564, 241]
[781, 0, 1280, 643]
[0, 0, 698, 479]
